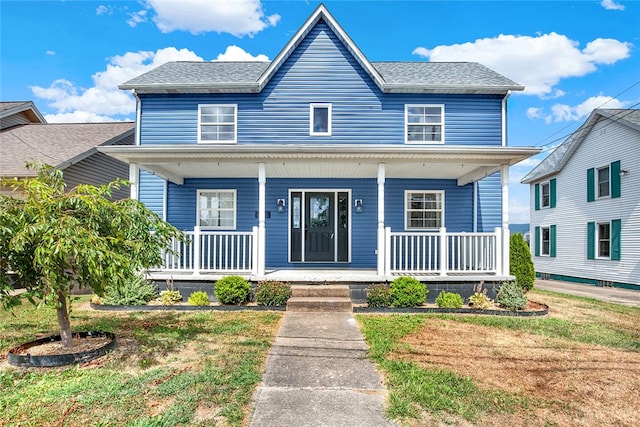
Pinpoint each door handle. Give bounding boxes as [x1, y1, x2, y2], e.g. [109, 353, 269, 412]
[330, 233, 335, 239]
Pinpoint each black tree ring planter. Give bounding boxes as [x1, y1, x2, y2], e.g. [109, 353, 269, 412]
[7, 331, 116, 368]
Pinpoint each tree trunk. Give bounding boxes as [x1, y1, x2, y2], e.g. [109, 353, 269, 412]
[56, 288, 74, 348]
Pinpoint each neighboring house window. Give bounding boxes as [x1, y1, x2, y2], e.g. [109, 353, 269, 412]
[587, 219, 621, 260]
[534, 225, 556, 257]
[540, 227, 550, 256]
[534, 179, 556, 210]
[405, 105, 444, 144]
[587, 161, 621, 202]
[541, 182, 550, 208]
[197, 190, 236, 229]
[198, 105, 237, 143]
[405, 191, 444, 230]
[310, 103, 331, 136]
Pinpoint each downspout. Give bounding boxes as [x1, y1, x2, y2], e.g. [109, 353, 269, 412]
[133, 90, 141, 146]
[129, 90, 142, 200]
[501, 91, 510, 147]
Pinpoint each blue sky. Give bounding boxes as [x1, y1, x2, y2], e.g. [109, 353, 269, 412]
[2, 0, 639, 223]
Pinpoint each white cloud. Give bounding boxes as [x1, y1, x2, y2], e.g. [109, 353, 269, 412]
[509, 191, 531, 224]
[530, 95, 628, 123]
[526, 107, 544, 120]
[46, 50, 56, 56]
[142, 0, 280, 37]
[31, 47, 204, 123]
[601, 0, 625, 11]
[215, 45, 269, 61]
[413, 33, 631, 96]
[127, 9, 148, 28]
[96, 5, 112, 16]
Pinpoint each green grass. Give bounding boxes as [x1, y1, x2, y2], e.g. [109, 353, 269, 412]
[0, 297, 282, 426]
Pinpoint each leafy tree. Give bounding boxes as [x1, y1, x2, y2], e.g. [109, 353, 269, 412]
[0, 164, 183, 348]
[510, 232, 535, 291]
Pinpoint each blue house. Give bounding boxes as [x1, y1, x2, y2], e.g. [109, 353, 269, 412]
[102, 5, 538, 287]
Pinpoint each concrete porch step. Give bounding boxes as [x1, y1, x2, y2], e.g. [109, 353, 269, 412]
[286, 297, 353, 312]
[290, 285, 350, 298]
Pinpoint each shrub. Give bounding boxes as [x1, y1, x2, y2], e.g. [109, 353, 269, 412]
[159, 290, 182, 305]
[435, 291, 463, 308]
[510, 233, 535, 292]
[102, 275, 158, 306]
[468, 292, 492, 310]
[255, 281, 291, 306]
[187, 290, 210, 306]
[366, 283, 392, 307]
[390, 276, 427, 308]
[215, 275, 251, 305]
[496, 280, 528, 311]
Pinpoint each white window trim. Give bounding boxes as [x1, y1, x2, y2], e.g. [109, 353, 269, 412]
[196, 189, 237, 230]
[310, 103, 332, 136]
[540, 181, 551, 209]
[596, 165, 611, 199]
[540, 226, 551, 257]
[596, 221, 611, 259]
[404, 190, 445, 230]
[405, 104, 445, 144]
[197, 104, 238, 144]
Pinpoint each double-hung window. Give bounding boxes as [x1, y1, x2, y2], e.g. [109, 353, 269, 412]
[540, 227, 550, 256]
[310, 103, 331, 136]
[198, 105, 237, 143]
[597, 166, 610, 198]
[540, 182, 550, 208]
[405, 191, 444, 230]
[197, 190, 236, 229]
[405, 105, 444, 143]
[597, 222, 611, 258]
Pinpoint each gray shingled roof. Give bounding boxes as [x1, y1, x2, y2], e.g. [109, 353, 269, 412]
[120, 60, 520, 92]
[0, 122, 134, 176]
[521, 109, 640, 184]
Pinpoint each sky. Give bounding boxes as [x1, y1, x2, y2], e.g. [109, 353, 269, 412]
[2, 0, 639, 223]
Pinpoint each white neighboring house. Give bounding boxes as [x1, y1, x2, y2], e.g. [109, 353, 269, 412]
[522, 109, 640, 290]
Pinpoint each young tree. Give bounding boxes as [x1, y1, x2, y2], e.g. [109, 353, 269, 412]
[0, 164, 183, 348]
[510, 232, 535, 292]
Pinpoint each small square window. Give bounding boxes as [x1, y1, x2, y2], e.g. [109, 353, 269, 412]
[197, 190, 236, 229]
[597, 166, 610, 198]
[310, 104, 331, 136]
[405, 105, 444, 144]
[198, 105, 237, 143]
[405, 191, 444, 230]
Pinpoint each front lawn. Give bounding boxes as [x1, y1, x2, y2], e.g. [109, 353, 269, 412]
[0, 298, 283, 426]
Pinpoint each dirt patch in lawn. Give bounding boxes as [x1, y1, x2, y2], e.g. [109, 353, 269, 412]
[394, 315, 640, 427]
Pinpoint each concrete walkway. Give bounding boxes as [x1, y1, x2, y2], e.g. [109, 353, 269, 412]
[249, 312, 395, 427]
[534, 279, 640, 307]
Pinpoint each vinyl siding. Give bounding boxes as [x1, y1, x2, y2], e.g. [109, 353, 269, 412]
[476, 173, 502, 232]
[530, 117, 640, 285]
[63, 153, 130, 200]
[139, 170, 165, 218]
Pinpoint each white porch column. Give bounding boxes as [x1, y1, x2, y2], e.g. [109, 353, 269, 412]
[257, 163, 266, 276]
[501, 165, 510, 276]
[192, 225, 201, 276]
[129, 164, 139, 200]
[377, 163, 386, 276]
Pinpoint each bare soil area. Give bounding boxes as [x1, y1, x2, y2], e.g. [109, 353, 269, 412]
[393, 292, 640, 427]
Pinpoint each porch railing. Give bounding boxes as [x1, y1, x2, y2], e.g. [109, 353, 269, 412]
[162, 227, 257, 274]
[385, 227, 500, 275]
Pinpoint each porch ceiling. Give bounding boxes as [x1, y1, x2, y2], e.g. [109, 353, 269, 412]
[99, 144, 540, 186]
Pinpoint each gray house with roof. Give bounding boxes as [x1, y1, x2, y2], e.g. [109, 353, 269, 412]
[522, 109, 640, 290]
[1, 101, 134, 199]
[102, 5, 538, 284]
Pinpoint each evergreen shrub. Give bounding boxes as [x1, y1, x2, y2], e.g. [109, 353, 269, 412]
[215, 275, 251, 305]
[187, 290, 210, 306]
[435, 291, 464, 308]
[496, 280, 528, 311]
[255, 281, 291, 306]
[366, 283, 392, 307]
[390, 276, 427, 308]
[102, 275, 158, 306]
[510, 233, 535, 291]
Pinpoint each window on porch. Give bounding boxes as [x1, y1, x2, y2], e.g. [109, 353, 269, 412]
[197, 190, 236, 229]
[405, 191, 444, 230]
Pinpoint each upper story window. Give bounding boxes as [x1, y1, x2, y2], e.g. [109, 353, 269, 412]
[405, 191, 444, 230]
[540, 182, 550, 208]
[310, 103, 332, 136]
[597, 165, 610, 198]
[198, 105, 237, 143]
[197, 190, 236, 229]
[405, 105, 444, 144]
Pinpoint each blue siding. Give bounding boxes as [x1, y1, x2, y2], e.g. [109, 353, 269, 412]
[476, 173, 502, 231]
[139, 170, 165, 218]
[385, 179, 474, 232]
[137, 21, 503, 147]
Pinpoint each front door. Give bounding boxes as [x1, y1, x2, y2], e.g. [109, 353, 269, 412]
[290, 191, 349, 263]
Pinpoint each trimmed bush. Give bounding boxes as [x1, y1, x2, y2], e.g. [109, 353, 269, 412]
[435, 291, 463, 308]
[255, 281, 291, 306]
[390, 276, 427, 308]
[496, 280, 528, 311]
[215, 275, 251, 305]
[468, 292, 492, 310]
[366, 283, 392, 307]
[187, 291, 210, 306]
[510, 233, 535, 292]
[159, 290, 182, 305]
[102, 275, 158, 306]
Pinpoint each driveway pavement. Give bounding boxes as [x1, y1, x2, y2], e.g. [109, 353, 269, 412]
[534, 279, 640, 307]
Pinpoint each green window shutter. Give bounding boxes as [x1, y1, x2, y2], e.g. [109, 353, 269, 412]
[587, 168, 595, 202]
[587, 222, 595, 260]
[611, 161, 621, 199]
[534, 183, 540, 210]
[550, 224, 557, 258]
[534, 226, 540, 256]
[611, 219, 621, 260]
[550, 179, 557, 208]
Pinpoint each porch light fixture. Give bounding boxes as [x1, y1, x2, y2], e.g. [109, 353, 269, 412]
[277, 198, 286, 212]
[355, 199, 363, 213]
[620, 169, 629, 176]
